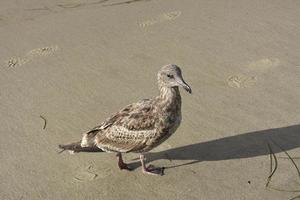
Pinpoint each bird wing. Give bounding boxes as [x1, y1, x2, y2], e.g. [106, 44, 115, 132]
[91, 99, 158, 152]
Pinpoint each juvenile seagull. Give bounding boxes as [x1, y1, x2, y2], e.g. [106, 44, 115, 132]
[59, 64, 192, 175]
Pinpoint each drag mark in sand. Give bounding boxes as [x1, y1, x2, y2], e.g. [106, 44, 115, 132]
[25, 6, 53, 12]
[139, 11, 181, 28]
[105, 0, 150, 7]
[57, 0, 149, 10]
[57, 3, 84, 9]
[56, 0, 107, 9]
[5, 45, 59, 68]
[57, 0, 148, 9]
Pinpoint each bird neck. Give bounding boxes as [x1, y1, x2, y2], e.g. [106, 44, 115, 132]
[158, 86, 181, 110]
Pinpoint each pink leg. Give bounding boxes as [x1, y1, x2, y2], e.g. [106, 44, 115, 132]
[116, 153, 132, 171]
[140, 154, 164, 176]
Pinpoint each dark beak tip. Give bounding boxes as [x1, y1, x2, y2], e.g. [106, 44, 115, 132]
[178, 79, 192, 94]
[183, 86, 192, 94]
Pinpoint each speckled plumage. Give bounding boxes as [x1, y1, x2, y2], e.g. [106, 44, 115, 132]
[59, 64, 191, 175]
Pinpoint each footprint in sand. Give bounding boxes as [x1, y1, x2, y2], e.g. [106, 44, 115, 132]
[247, 58, 280, 72]
[6, 45, 59, 68]
[74, 171, 98, 182]
[227, 74, 257, 89]
[139, 11, 181, 28]
[227, 58, 280, 89]
[73, 165, 111, 182]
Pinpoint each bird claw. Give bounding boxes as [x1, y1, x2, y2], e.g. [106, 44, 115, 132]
[143, 165, 165, 176]
[118, 162, 133, 171]
[120, 165, 133, 171]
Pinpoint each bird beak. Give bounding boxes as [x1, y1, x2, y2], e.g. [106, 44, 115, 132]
[177, 79, 192, 94]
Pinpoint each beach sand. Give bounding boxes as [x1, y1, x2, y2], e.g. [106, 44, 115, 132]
[1, 0, 300, 199]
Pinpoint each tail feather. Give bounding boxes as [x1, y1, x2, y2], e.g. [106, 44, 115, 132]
[58, 141, 103, 153]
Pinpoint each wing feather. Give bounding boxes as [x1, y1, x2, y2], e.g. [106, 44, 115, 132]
[92, 99, 158, 152]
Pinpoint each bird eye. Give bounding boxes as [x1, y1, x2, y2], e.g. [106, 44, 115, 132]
[167, 74, 174, 79]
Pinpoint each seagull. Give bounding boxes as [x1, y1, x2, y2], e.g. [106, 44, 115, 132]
[59, 64, 192, 175]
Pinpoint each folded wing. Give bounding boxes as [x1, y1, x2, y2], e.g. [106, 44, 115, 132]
[85, 99, 158, 153]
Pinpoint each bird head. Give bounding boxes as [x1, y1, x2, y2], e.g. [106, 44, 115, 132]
[158, 64, 192, 94]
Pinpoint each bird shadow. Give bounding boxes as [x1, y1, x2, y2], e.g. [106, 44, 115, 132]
[128, 124, 300, 170]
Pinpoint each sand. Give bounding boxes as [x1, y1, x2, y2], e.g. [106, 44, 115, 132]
[1, 0, 300, 199]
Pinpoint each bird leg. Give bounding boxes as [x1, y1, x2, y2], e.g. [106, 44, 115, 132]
[116, 153, 132, 171]
[140, 154, 164, 176]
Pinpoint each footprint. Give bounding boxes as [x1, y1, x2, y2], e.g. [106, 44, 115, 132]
[7, 58, 19, 67]
[227, 74, 257, 89]
[74, 171, 98, 182]
[6, 57, 29, 68]
[247, 58, 280, 72]
[162, 11, 181, 21]
[26, 46, 59, 57]
[227, 58, 280, 89]
[73, 165, 111, 182]
[5, 45, 59, 68]
[139, 11, 181, 28]
[73, 165, 98, 182]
